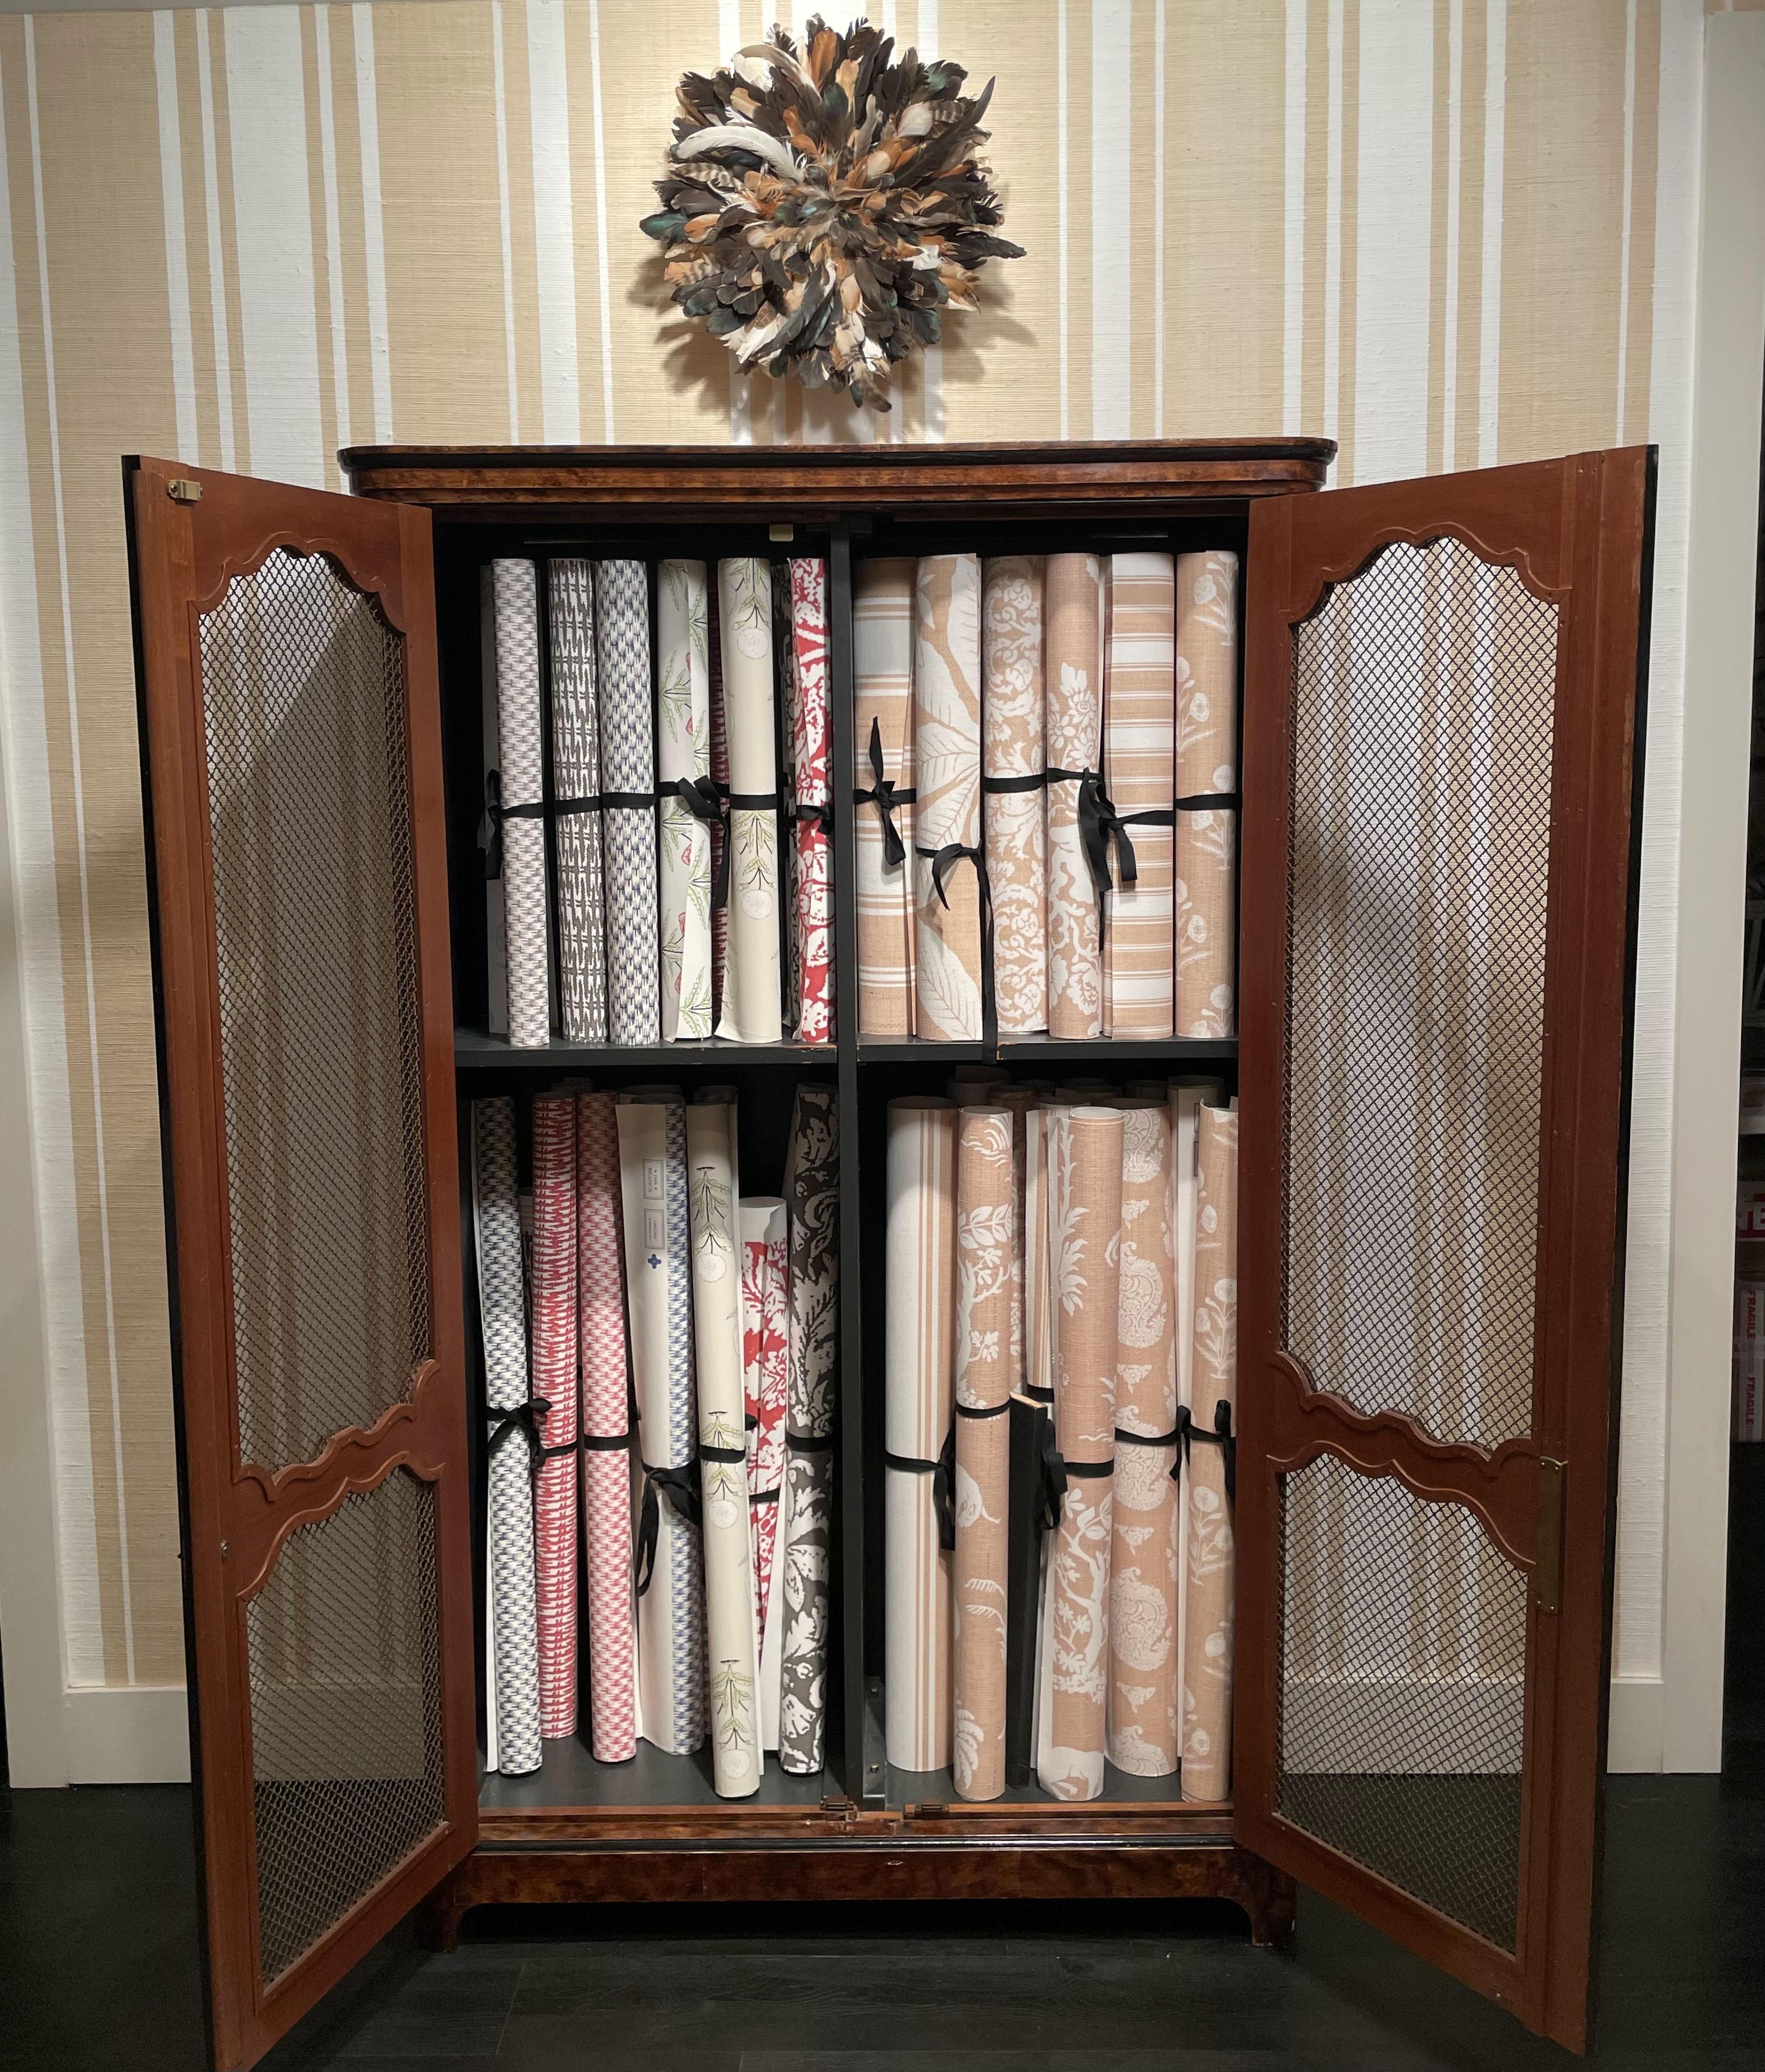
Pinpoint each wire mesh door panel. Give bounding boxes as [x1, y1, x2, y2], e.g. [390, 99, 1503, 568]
[1237, 452, 1652, 2052]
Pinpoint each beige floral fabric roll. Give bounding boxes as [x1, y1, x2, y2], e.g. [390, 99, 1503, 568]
[1104, 554, 1177, 1037]
[885, 1097, 957, 1771]
[1168, 1077, 1223, 1669]
[1045, 555, 1106, 1038]
[982, 556, 1048, 1036]
[854, 559, 918, 1036]
[913, 554, 985, 1042]
[1175, 552, 1240, 1039]
[1038, 1104, 1122, 1801]
[1107, 1102, 1180, 1778]
[1182, 1101, 1239, 1803]
[952, 1108, 1016, 1802]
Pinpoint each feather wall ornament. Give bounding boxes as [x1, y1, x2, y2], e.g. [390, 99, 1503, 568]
[640, 18, 1023, 411]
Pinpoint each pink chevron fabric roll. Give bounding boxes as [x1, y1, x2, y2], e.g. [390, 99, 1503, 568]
[1103, 554, 1177, 1037]
[1045, 555, 1106, 1039]
[854, 559, 918, 1036]
[982, 555, 1048, 1037]
[1183, 1101, 1239, 1803]
[576, 1091, 636, 1763]
[1175, 552, 1240, 1039]
[913, 553, 985, 1042]
[531, 1096, 580, 1740]
[789, 558, 835, 1044]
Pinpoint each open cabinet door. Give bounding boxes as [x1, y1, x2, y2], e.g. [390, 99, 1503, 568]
[126, 458, 477, 2071]
[1236, 449, 1653, 2051]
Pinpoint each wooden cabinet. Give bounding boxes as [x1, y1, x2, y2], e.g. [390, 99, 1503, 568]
[125, 438, 1652, 2069]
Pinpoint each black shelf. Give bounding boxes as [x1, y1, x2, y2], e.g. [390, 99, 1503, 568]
[888, 1761, 1211, 1810]
[455, 1027, 835, 1072]
[480, 1735, 833, 1811]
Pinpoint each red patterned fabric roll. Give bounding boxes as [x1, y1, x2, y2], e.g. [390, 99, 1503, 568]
[789, 558, 834, 1043]
[741, 1201, 791, 1636]
[531, 1096, 579, 1740]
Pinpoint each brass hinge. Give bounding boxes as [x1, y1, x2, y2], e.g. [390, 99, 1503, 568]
[1534, 1457, 1565, 1614]
[166, 477, 203, 504]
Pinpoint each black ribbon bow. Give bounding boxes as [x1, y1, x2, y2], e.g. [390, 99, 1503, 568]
[884, 1431, 958, 1552]
[486, 1395, 553, 1470]
[1177, 1399, 1237, 1505]
[854, 716, 915, 868]
[664, 775, 732, 908]
[477, 768, 547, 883]
[634, 1460, 704, 1597]
[1032, 1408, 1067, 1530]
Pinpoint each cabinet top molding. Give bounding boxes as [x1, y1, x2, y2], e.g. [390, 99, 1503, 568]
[340, 437, 1337, 515]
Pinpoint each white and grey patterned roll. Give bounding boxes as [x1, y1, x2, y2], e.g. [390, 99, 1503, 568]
[548, 560, 606, 1044]
[490, 560, 550, 1047]
[595, 560, 661, 1045]
[471, 1096, 541, 1775]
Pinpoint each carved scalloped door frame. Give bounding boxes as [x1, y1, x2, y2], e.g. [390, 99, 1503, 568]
[1234, 449, 1654, 2053]
[126, 457, 476, 2072]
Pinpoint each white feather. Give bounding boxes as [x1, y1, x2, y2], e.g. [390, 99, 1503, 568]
[674, 124, 803, 183]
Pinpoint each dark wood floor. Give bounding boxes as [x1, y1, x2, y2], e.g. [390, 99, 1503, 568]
[2, 1771, 1761, 2071]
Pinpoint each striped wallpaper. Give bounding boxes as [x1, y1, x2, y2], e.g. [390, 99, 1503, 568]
[0, 0, 1707, 1703]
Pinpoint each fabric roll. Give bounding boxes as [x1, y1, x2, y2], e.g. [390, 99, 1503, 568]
[776, 574, 803, 1034]
[1104, 554, 1177, 1037]
[715, 558, 783, 1043]
[885, 1096, 957, 1771]
[1037, 1105, 1123, 1802]
[616, 1089, 707, 1755]
[1045, 554, 1107, 1039]
[952, 1108, 1016, 1802]
[480, 573, 508, 1039]
[489, 560, 550, 1047]
[853, 559, 918, 1036]
[1168, 1078, 1220, 1698]
[1004, 1393, 1052, 1788]
[1107, 1102, 1179, 1777]
[1024, 1106, 1054, 1406]
[709, 584, 730, 1027]
[982, 555, 1048, 1036]
[548, 560, 607, 1043]
[594, 560, 661, 1045]
[471, 1097, 540, 1775]
[993, 1085, 1039, 1395]
[531, 1095, 580, 1742]
[913, 553, 985, 1042]
[780, 1084, 839, 1774]
[741, 1199, 790, 1666]
[1175, 552, 1240, 1039]
[657, 559, 714, 1039]
[789, 558, 835, 1044]
[577, 1091, 636, 1763]
[686, 1099, 762, 1797]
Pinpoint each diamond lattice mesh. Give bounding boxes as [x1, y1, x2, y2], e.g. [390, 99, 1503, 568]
[1282, 536, 1558, 1451]
[199, 549, 430, 1471]
[246, 1469, 445, 1988]
[1275, 1453, 1529, 1951]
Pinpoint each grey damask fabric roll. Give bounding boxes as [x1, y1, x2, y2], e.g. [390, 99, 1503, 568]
[490, 560, 550, 1047]
[548, 560, 607, 1044]
[595, 560, 661, 1046]
[471, 1096, 540, 1775]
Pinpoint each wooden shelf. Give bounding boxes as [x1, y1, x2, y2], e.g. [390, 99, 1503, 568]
[858, 1035, 1238, 1068]
[454, 1028, 836, 1072]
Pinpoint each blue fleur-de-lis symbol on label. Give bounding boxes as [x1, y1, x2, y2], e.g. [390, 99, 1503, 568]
[647, 1252, 662, 1272]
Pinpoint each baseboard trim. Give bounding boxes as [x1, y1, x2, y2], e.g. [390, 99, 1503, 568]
[60, 1684, 191, 1785]
[1607, 1676, 1666, 1772]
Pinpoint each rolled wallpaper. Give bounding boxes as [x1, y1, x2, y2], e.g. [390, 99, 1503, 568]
[480, 573, 507, 1039]
[1174, 551, 1240, 1040]
[471, 1096, 540, 1775]
[657, 559, 714, 1040]
[788, 558, 835, 1044]
[1045, 555, 1106, 1039]
[531, 1094, 580, 1742]
[686, 1098, 762, 1798]
[853, 558, 917, 1036]
[1037, 1104, 1122, 1802]
[952, 1108, 1015, 1803]
[742, 1199, 790, 1645]
[596, 560, 661, 1046]
[716, 558, 783, 1043]
[1103, 553, 1177, 1038]
[490, 559, 550, 1048]
[885, 1096, 957, 1772]
[548, 559, 607, 1044]
[982, 555, 1048, 1037]
[913, 553, 985, 1042]
[616, 1089, 706, 1756]
[1169, 1077, 1222, 1659]
[709, 586, 730, 1028]
[577, 1090, 636, 1764]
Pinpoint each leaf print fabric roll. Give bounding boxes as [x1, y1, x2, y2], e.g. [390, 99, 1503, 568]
[1182, 1100, 1238, 1803]
[854, 559, 918, 1036]
[548, 560, 606, 1043]
[531, 1095, 580, 1742]
[716, 558, 783, 1043]
[1107, 1101, 1179, 1778]
[885, 1096, 957, 1771]
[913, 553, 985, 1042]
[952, 1108, 1015, 1802]
[788, 558, 835, 1043]
[596, 560, 662, 1045]
[1037, 1104, 1122, 1802]
[657, 560, 714, 1040]
[686, 1098, 762, 1798]
[1175, 552, 1240, 1039]
[489, 560, 550, 1047]
[1103, 554, 1177, 1037]
[1045, 555, 1106, 1039]
[982, 556, 1048, 1036]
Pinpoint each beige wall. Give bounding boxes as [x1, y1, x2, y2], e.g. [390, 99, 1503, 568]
[0, 0, 1717, 1765]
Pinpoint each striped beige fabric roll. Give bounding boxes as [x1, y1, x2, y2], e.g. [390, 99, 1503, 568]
[1182, 1101, 1239, 1804]
[854, 559, 918, 1036]
[1107, 1101, 1180, 1777]
[884, 1097, 956, 1772]
[1045, 555, 1106, 1039]
[657, 559, 714, 1040]
[952, 1108, 1016, 1803]
[982, 556, 1048, 1036]
[913, 554, 985, 1042]
[1038, 1104, 1122, 1802]
[1175, 552, 1240, 1039]
[1104, 554, 1176, 1037]
[715, 558, 783, 1043]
